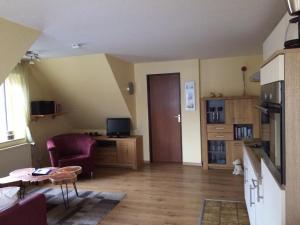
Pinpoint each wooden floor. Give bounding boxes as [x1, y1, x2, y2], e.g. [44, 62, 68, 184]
[76, 164, 244, 225]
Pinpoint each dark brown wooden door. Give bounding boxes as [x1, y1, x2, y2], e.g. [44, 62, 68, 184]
[147, 73, 182, 162]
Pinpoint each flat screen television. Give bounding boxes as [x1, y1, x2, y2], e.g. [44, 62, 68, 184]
[106, 118, 131, 137]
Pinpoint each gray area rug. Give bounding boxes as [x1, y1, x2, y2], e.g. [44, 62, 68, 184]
[28, 187, 126, 225]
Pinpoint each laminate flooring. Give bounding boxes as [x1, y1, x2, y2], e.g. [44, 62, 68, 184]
[76, 164, 244, 225]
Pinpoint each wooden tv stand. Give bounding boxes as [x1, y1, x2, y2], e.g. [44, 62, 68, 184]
[93, 136, 143, 170]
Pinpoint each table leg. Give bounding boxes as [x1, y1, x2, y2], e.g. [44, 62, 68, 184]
[66, 184, 69, 208]
[73, 182, 79, 197]
[20, 183, 26, 199]
[60, 184, 68, 209]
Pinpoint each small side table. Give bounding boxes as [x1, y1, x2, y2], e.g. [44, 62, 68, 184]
[56, 166, 82, 197]
[57, 166, 82, 175]
[49, 172, 77, 209]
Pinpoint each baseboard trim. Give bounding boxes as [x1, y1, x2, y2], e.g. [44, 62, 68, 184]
[182, 162, 202, 167]
[143, 161, 202, 167]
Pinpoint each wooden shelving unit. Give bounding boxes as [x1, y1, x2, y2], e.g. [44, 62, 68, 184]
[31, 112, 67, 121]
[201, 96, 260, 170]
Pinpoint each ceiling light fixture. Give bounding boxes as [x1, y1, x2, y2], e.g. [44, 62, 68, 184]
[25, 51, 40, 64]
[72, 43, 84, 49]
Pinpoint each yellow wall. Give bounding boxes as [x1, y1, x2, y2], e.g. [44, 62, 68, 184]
[0, 17, 39, 84]
[28, 54, 131, 130]
[200, 55, 262, 97]
[106, 55, 136, 126]
[134, 59, 201, 164]
[26, 64, 73, 167]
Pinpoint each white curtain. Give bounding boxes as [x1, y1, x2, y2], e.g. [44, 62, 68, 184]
[5, 64, 33, 143]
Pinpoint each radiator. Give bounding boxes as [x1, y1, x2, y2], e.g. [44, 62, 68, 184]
[0, 143, 32, 177]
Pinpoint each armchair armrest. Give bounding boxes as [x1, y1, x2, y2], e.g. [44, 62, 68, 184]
[86, 139, 96, 157]
[0, 194, 47, 225]
[47, 139, 60, 167]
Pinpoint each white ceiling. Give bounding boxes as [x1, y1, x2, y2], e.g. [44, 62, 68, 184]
[0, 0, 286, 62]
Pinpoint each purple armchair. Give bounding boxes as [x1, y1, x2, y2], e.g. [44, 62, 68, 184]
[47, 133, 96, 177]
[0, 193, 47, 225]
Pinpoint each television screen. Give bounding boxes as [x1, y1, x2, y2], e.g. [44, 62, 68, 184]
[106, 118, 131, 137]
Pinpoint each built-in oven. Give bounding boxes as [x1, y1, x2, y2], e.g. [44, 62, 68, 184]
[257, 81, 285, 185]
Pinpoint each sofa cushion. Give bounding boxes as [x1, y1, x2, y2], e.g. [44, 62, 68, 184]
[0, 187, 20, 212]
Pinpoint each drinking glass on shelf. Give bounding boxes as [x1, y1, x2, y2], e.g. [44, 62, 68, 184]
[209, 107, 215, 122]
[216, 107, 223, 122]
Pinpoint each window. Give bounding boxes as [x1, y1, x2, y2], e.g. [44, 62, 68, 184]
[0, 83, 7, 141]
[0, 75, 27, 143]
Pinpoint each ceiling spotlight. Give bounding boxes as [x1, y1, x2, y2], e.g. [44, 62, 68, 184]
[72, 43, 84, 49]
[25, 51, 40, 64]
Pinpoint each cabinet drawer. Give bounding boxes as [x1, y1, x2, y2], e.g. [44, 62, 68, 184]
[94, 154, 117, 164]
[207, 132, 233, 140]
[207, 124, 233, 133]
[93, 151, 117, 164]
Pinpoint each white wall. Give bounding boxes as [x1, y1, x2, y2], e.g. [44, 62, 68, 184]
[263, 12, 294, 60]
[134, 59, 201, 164]
[0, 144, 32, 177]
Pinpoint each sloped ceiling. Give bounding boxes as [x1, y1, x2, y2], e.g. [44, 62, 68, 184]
[106, 55, 136, 125]
[0, 17, 40, 83]
[27, 54, 133, 129]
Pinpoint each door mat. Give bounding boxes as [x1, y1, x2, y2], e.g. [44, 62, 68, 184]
[199, 199, 250, 225]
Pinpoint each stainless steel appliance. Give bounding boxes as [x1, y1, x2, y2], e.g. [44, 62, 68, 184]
[285, 0, 300, 49]
[257, 81, 285, 185]
[286, 0, 300, 15]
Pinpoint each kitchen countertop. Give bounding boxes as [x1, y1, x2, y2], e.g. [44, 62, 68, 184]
[244, 143, 263, 183]
[243, 140, 285, 189]
[243, 139, 265, 180]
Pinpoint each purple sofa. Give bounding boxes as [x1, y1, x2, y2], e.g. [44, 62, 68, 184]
[47, 133, 96, 177]
[0, 193, 47, 225]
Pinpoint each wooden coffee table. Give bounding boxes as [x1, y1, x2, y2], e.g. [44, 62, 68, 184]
[9, 167, 58, 184]
[0, 176, 24, 198]
[0, 176, 22, 187]
[9, 167, 57, 198]
[9, 166, 82, 207]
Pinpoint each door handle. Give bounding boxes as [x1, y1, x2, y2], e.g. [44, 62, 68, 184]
[174, 114, 181, 123]
[215, 127, 225, 130]
[250, 185, 255, 207]
[215, 135, 225, 138]
[252, 178, 258, 188]
[255, 105, 269, 114]
[252, 179, 263, 202]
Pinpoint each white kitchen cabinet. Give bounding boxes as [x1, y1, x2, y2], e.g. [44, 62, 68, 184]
[260, 55, 284, 85]
[243, 146, 285, 225]
[244, 150, 249, 205]
[244, 148, 257, 225]
[255, 179, 264, 225]
[261, 160, 285, 225]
